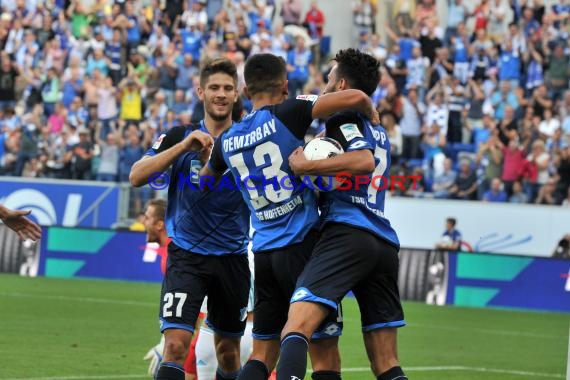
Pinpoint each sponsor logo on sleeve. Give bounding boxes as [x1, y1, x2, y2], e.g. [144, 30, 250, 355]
[152, 134, 166, 149]
[296, 94, 318, 104]
[339, 123, 363, 141]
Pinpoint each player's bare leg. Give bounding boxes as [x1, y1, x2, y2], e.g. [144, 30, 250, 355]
[363, 328, 407, 379]
[157, 329, 193, 380]
[309, 337, 342, 380]
[214, 333, 241, 379]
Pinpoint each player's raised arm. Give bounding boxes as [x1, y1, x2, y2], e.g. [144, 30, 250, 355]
[129, 129, 213, 187]
[311, 89, 380, 125]
[289, 113, 375, 176]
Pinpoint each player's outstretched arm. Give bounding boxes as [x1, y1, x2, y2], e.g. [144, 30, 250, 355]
[289, 147, 374, 176]
[0, 205, 42, 241]
[130, 130, 214, 187]
[312, 89, 380, 125]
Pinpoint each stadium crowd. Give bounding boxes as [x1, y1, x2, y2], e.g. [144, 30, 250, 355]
[0, 0, 569, 210]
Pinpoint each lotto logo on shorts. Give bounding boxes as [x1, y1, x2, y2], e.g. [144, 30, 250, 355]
[322, 323, 340, 336]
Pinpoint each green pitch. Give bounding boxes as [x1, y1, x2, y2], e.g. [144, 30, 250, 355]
[0, 275, 567, 379]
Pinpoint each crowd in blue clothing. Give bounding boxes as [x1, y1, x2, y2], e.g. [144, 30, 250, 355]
[0, 0, 569, 210]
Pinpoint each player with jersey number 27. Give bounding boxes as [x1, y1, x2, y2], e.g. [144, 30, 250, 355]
[281, 48, 408, 380]
[201, 53, 380, 380]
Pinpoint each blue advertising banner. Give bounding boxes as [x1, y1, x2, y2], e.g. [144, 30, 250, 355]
[38, 227, 163, 283]
[0, 178, 119, 228]
[445, 252, 570, 313]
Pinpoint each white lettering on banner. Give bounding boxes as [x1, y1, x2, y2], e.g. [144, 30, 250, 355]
[255, 195, 303, 221]
[1, 188, 84, 226]
[565, 268, 570, 292]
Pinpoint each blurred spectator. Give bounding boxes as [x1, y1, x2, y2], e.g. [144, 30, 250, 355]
[448, 158, 478, 200]
[281, 0, 303, 27]
[476, 134, 503, 198]
[70, 128, 93, 180]
[509, 180, 528, 203]
[483, 177, 508, 202]
[286, 35, 313, 98]
[432, 158, 457, 199]
[524, 139, 550, 202]
[501, 139, 526, 196]
[400, 87, 425, 159]
[382, 111, 403, 164]
[535, 177, 557, 204]
[0, 57, 19, 111]
[304, 1, 325, 40]
[352, 0, 377, 39]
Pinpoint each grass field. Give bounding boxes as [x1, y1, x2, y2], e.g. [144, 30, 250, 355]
[0, 274, 568, 380]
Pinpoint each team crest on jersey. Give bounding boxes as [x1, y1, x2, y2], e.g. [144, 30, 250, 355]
[152, 134, 166, 149]
[339, 123, 363, 141]
[296, 94, 318, 104]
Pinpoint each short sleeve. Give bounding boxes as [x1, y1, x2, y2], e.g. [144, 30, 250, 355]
[273, 97, 317, 139]
[325, 111, 373, 152]
[146, 126, 187, 156]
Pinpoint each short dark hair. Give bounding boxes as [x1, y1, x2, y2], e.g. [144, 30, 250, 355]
[199, 58, 238, 88]
[146, 198, 167, 221]
[446, 217, 457, 227]
[333, 48, 380, 96]
[244, 53, 287, 97]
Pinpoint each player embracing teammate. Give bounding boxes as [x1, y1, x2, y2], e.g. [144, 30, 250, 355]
[279, 48, 408, 380]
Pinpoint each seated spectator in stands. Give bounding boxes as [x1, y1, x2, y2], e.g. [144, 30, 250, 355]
[432, 158, 456, 199]
[509, 180, 528, 203]
[483, 177, 508, 202]
[448, 158, 477, 200]
[476, 134, 503, 198]
[538, 108, 561, 139]
[435, 217, 462, 251]
[535, 178, 557, 205]
[402, 166, 427, 198]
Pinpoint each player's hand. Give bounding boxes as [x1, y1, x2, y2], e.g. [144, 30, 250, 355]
[143, 336, 164, 378]
[198, 144, 213, 164]
[182, 130, 214, 152]
[289, 147, 311, 175]
[0, 208, 42, 241]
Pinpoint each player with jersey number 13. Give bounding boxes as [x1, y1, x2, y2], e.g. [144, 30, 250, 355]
[201, 53, 380, 380]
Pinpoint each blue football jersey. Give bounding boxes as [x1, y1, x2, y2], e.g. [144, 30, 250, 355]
[146, 122, 250, 255]
[321, 111, 400, 248]
[209, 99, 319, 252]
